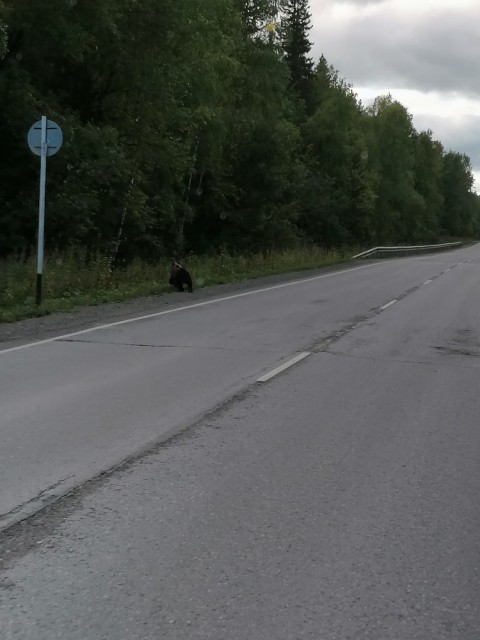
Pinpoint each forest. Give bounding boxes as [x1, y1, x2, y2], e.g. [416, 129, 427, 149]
[1, 0, 479, 265]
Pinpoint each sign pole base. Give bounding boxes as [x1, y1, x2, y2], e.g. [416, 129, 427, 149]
[36, 273, 42, 306]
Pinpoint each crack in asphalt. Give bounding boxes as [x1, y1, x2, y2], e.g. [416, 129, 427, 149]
[0, 474, 75, 526]
[55, 338, 272, 352]
[310, 267, 454, 355]
[316, 350, 480, 371]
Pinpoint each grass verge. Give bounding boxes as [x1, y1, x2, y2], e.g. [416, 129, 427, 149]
[0, 247, 356, 323]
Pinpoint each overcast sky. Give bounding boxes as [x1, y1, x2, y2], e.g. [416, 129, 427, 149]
[309, 0, 480, 192]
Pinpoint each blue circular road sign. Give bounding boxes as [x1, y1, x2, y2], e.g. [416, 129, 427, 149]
[27, 119, 63, 157]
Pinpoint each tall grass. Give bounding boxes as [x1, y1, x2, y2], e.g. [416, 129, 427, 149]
[0, 247, 356, 323]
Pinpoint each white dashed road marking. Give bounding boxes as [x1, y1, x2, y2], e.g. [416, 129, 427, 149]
[380, 300, 397, 311]
[257, 352, 311, 383]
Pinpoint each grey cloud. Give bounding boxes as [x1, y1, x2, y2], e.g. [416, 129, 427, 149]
[413, 114, 480, 172]
[311, 7, 480, 97]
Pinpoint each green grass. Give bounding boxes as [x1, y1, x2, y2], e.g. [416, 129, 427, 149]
[0, 247, 356, 323]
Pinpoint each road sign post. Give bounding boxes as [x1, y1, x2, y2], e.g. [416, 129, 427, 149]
[37, 116, 47, 306]
[27, 117, 63, 305]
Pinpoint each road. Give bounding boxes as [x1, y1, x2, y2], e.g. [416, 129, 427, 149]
[1, 246, 480, 639]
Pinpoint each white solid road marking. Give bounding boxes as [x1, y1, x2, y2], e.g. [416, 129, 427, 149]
[257, 352, 311, 383]
[0, 263, 380, 356]
[380, 299, 397, 311]
[423, 279, 433, 285]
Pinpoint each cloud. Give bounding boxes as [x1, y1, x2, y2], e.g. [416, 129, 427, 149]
[354, 88, 480, 184]
[308, 1, 480, 190]
[311, 5, 480, 97]
[309, 1, 480, 189]
[354, 87, 480, 121]
[414, 114, 480, 168]
[472, 172, 480, 193]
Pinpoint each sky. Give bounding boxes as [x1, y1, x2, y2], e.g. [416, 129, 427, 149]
[309, 0, 480, 192]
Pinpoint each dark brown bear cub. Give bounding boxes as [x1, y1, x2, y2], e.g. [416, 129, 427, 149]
[169, 262, 193, 292]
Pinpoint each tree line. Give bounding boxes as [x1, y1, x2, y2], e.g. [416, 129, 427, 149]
[0, 0, 479, 263]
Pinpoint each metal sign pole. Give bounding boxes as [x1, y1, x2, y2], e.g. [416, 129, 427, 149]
[36, 116, 47, 306]
[28, 116, 63, 305]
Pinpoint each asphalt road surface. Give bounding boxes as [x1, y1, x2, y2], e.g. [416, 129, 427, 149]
[1, 246, 480, 639]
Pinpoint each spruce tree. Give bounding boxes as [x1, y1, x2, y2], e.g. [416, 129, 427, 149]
[280, 0, 313, 104]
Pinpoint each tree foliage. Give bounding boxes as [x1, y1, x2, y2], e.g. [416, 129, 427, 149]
[0, 0, 478, 262]
[280, 0, 313, 107]
[0, 9, 6, 60]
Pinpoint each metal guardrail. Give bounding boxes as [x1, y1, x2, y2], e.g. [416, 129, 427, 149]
[352, 242, 463, 260]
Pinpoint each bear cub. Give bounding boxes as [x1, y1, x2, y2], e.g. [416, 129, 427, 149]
[169, 261, 193, 292]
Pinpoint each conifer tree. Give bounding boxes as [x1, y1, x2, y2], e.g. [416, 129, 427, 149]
[280, 0, 313, 104]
